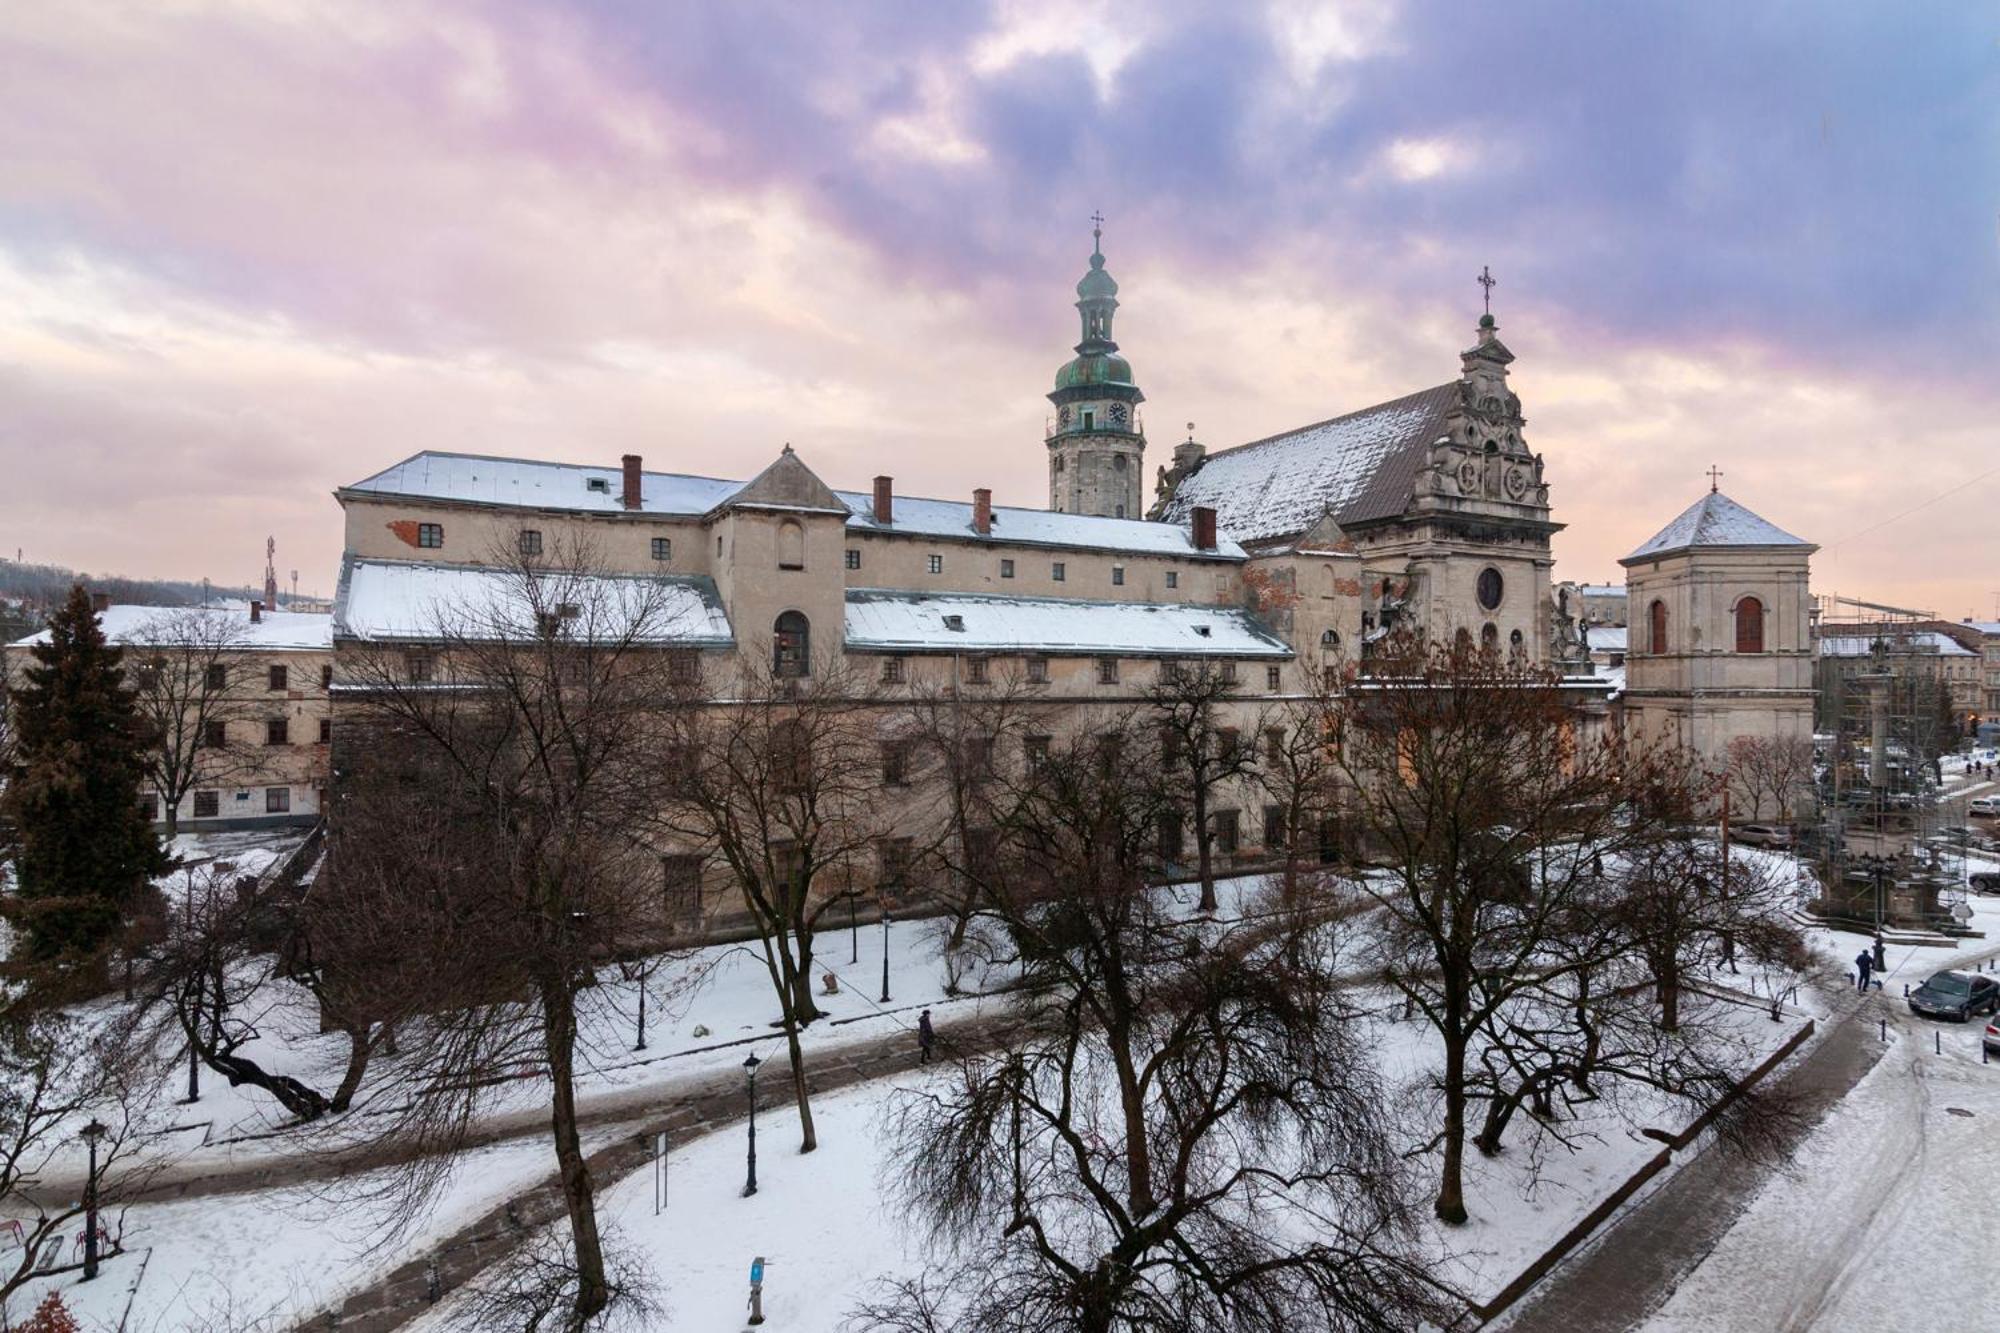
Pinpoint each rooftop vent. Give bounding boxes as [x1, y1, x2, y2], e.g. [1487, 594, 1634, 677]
[1194, 625, 1211, 637]
[587, 477, 611, 494]
[942, 614, 966, 632]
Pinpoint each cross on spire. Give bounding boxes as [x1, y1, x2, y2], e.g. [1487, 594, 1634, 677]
[1090, 210, 1105, 248]
[1477, 265, 1497, 316]
[1707, 464, 1724, 494]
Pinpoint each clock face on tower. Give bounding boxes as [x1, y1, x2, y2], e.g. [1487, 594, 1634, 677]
[1108, 401, 1129, 426]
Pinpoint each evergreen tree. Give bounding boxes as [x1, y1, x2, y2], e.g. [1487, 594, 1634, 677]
[1, 585, 169, 961]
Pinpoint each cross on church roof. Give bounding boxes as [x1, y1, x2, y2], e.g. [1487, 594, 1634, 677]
[1090, 210, 1105, 246]
[1477, 265, 1497, 315]
[1707, 464, 1724, 493]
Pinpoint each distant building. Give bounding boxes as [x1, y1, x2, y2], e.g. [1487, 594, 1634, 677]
[1575, 582, 1627, 627]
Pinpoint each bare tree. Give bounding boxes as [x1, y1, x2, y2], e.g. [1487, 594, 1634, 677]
[653, 656, 890, 1153]
[124, 608, 275, 839]
[0, 1005, 161, 1317]
[861, 722, 1449, 1333]
[1330, 633, 1720, 1224]
[331, 538, 691, 1328]
[1724, 734, 1816, 827]
[1146, 659, 1264, 913]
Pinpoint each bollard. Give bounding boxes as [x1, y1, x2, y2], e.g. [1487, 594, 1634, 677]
[1881, 1018, 1887, 1043]
[749, 1255, 768, 1326]
[1904, 983, 1910, 997]
[1936, 1030, 1941, 1056]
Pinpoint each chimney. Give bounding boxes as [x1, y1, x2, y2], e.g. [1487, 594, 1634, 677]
[1192, 506, 1217, 552]
[621, 454, 643, 511]
[972, 488, 992, 536]
[90, 592, 110, 614]
[250, 600, 263, 623]
[873, 475, 894, 526]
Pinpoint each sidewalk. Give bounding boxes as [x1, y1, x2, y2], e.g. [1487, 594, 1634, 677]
[1494, 988, 1884, 1332]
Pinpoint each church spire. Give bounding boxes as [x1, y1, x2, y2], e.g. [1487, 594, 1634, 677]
[1075, 212, 1121, 353]
[1046, 216, 1146, 519]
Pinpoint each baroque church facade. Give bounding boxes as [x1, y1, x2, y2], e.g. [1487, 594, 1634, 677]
[325, 230, 1813, 918]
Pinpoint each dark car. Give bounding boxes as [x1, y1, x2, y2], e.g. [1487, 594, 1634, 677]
[1907, 970, 2000, 1022]
[1972, 872, 2000, 894]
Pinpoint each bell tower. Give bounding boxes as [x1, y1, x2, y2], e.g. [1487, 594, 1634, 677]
[1046, 217, 1145, 518]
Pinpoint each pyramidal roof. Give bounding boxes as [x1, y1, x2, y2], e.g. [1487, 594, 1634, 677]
[1622, 491, 1812, 563]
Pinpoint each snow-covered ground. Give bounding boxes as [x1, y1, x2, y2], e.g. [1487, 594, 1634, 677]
[1641, 1001, 2000, 1331]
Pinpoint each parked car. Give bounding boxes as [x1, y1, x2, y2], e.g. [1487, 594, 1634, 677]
[1969, 796, 2000, 818]
[1731, 823, 1794, 850]
[1985, 1020, 2000, 1059]
[1971, 871, 2000, 894]
[1907, 970, 2000, 1022]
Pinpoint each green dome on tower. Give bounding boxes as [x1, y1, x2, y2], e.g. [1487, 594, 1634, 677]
[1054, 349, 1136, 391]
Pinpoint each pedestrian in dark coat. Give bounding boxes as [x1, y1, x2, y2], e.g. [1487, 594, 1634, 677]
[1855, 949, 1874, 993]
[917, 1009, 935, 1064]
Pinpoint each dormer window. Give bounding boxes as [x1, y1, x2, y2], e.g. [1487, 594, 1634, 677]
[1194, 625, 1212, 638]
[942, 614, 966, 632]
[586, 477, 610, 494]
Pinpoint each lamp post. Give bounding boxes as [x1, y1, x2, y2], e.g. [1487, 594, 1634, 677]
[80, 1117, 106, 1281]
[741, 1054, 761, 1198]
[880, 908, 893, 1004]
[849, 891, 859, 966]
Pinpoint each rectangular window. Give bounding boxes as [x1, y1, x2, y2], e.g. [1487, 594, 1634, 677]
[1264, 728, 1284, 765]
[1111, 565, 1125, 586]
[1025, 734, 1051, 772]
[879, 837, 915, 888]
[669, 651, 699, 684]
[966, 657, 990, 685]
[203, 720, 227, 749]
[417, 522, 443, 549]
[1218, 728, 1241, 763]
[1165, 571, 1178, 590]
[1219, 660, 1238, 684]
[652, 537, 672, 562]
[268, 664, 288, 691]
[1052, 561, 1066, 582]
[1266, 665, 1281, 692]
[205, 664, 227, 691]
[1264, 804, 1287, 849]
[321, 664, 334, 689]
[963, 735, 996, 777]
[318, 717, 332, 743]
[882, 741, 910, 787]
[519, 529, 543, 556]
[193, 790, 219, 820]
[266, 718, 288, 746]
[882, 656, 906, 684]
[138, 792, 158, 822]
[663, 855, 704, 925]
[405, 650, 434, 683]
[845, 548, 861, 570]
[1214, 809, 1240, 855]
[265, 787, 291, 814]
[1000, 559, 1015, 579]
[927, 554, 943, 575]
[1157, 811, 1183, 863]
[1097, 657, 1119, 685]
[1082, 409, 1095, 430]
[1026, 656, 1050, 684]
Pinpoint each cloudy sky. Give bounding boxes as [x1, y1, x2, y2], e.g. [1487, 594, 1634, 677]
[2, 1, 1995, 614]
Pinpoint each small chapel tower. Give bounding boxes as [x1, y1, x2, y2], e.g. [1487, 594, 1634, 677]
[1046, 219, 1146, 518]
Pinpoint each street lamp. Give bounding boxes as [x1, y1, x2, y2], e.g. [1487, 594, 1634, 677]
[741, 1054, 761, 1198]
[880, 908, 893, 1005]
[848, 890, 860, 965]
[79, 1118, 106, 1281]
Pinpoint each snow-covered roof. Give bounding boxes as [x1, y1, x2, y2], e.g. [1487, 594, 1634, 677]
[1820, 632, 1975, 659]
[341, 451, 1243, 560]
[1960, 621, 2000, 638]
[1577, 583, 1625, 598]
[334, 559, 734, 646]
[10, 604, 332, 652]
[834, 490, 1243, 559]
[843, 590, 1291, 658]
[1596, 663, 1626, 696]
[1156, 384, 1459, 547]
[1623, 492, 1812, 562]
[1587, 625, 1628, 652]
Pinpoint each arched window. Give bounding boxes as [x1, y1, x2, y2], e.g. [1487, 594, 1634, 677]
[1481, 623, 1499, 656]
[1509, 627, 1525, 662]
[1735, 596, 1765, 653]
[774, 611, 810, 678]
[1454, 627, 1474, 657]
[776, 520, 805, 571]
[1649, 600, 1669, 655]
[1319, 628, 1342, 652]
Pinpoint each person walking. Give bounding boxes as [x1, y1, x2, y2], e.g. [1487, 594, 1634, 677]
[1855, 949, 1874, 993]
[917, 1009, 935, 1065]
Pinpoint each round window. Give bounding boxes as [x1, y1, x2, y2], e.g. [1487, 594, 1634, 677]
[1476, 568, 1504, 611]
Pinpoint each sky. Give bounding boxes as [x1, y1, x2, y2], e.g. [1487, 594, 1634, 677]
[1, 1, 1996, 615]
